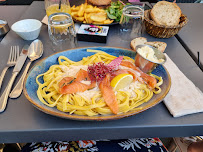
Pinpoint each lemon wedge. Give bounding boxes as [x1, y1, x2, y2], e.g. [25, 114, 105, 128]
[110, 73, 133, 91]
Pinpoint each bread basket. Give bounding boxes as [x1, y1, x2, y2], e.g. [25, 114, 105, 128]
[144, 9, 188, 38]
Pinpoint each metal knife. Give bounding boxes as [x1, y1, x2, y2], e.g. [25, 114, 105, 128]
[0, 45, 28, 113]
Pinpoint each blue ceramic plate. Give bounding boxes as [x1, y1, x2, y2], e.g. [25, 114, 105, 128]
[24, 47, 171, 121]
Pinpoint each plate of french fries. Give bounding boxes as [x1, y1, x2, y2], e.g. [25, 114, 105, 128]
[70, 3, 116, 25]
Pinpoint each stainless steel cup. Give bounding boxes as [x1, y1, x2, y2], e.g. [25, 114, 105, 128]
[0, 20, 9, 36]
[135, 44, 166, 73]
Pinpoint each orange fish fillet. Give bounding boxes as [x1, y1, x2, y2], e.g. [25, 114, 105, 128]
[59, 69, 96, 94]
[120, 61, 157, 89]
[75, 69, 90, 81]
[99, 74, 118, 114]
[59, 81, 91, 94]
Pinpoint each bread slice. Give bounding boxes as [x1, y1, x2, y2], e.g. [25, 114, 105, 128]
[130, 37, 167, 52]
[130, 37, 147, 51]
[145, 41, 167, 52]
[150, 1, 181, 26]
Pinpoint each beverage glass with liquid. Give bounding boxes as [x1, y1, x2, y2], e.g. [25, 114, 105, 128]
[48, 12, 77, 51]
[119, 5, 144, 41]
[45, 0, 71, 17]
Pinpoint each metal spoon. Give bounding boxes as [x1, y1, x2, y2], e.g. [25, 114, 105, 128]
[9, 39, 43, 98]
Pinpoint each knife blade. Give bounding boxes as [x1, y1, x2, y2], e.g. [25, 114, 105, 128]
[0, 45, 28, 112]
[13, 45, 29, 72]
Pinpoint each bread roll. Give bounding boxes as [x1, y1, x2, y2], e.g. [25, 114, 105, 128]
[150, 1, 181, 26]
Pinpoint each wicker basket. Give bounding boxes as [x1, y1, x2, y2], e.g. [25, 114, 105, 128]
[144, 9, 188, 38]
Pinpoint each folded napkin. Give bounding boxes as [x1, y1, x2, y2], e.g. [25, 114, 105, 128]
[164, 54, 203, 117]
[41, 15, 48, 25]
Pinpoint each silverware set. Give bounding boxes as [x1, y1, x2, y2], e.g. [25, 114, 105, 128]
[0, 46, 19, 90]
[10, 40, 43, 98]
[0, 39, 43, 113]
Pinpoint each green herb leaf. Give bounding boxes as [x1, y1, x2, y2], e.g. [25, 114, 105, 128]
[106, 11, 117, 19]
[109, 7, 115, 14]
[105, 0, 130, 22]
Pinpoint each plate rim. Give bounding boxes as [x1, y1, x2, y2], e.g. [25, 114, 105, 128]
[23, 46, 171, 121]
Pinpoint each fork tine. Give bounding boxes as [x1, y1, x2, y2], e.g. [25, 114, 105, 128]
[13, 46, 16, 62]
[11, 46, 15, 62]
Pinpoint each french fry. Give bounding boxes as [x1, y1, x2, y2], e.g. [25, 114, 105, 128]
[78, 4, 85, 17]
[87, 13, 93, 24]
[71, 3, 114, 24]
[85, 8, 100, 13]
[98, 9, 106, 13]
[86, 4, 94, 9]
[92, 21, 104, 25]
[103, 19, 114, 24]
[84, 13, 88, 23]
[74, 16, 85, 22]
[71, 6, 80, 12]
[90, 13, 106, 22]
[71, 12, 78, 17]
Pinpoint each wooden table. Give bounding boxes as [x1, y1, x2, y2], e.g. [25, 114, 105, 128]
[0, 1, 203, 143]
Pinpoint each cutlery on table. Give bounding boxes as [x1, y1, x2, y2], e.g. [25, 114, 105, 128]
[0, 45, 28, 112]
[9, 39, 43, 98]
[0, 46, 19, 90]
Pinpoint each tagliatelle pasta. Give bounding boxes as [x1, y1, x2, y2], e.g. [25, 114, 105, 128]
[36, 50, 163, 116]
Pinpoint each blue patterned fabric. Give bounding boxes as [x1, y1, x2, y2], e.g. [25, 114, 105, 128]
[21, 138, 168, 152]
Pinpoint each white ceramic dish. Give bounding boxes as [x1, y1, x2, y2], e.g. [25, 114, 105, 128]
[11, 19, 42, 40]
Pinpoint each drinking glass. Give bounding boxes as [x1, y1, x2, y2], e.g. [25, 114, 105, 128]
[45, 0, 71, 17]
[119, 5, 144, 41]
[48, 12, 77, 51]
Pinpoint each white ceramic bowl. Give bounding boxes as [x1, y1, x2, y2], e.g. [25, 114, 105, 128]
[11, 19, 42, 40]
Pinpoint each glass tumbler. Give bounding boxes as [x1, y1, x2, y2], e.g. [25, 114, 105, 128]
[45, 0, 71, 17]
[119, 5, 144, 41]
[48, 12, 77, 51]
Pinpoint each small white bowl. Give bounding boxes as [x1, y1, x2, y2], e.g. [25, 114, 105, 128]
[11, 19, 42, 41]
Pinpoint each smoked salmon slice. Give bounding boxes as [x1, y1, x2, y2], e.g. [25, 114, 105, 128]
[75, 69, 90, 81]
[59, 77, 75, 88]
[59, 81, 91, 94]
[99, 74, 118, 114]
[120, 60, 157, 89]
[111, 69, 138, 81]
[58, 69, 96, 94]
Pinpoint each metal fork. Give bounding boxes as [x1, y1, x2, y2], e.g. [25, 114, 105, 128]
[0, 46, 19, 90]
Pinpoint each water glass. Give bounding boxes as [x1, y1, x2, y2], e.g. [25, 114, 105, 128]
[48, 12, 77, 51]
[119, 5, 144, 41]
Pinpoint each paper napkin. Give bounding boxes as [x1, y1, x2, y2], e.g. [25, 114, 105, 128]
[42, 15, 48, 25]
[164, 54, 203, 117]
